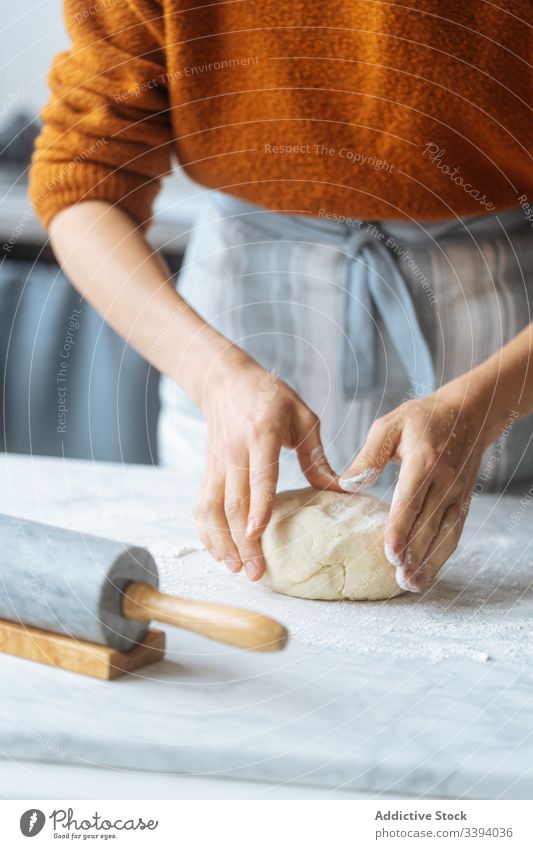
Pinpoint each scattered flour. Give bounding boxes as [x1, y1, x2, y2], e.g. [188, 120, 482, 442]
[19, 465, 533, 665]
[174, 541, 206, 557]
[156, 535, 533, 664]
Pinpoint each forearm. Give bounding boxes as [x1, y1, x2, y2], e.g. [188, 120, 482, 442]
[49, 201, 248, 408]
[440, 322, 533, 445]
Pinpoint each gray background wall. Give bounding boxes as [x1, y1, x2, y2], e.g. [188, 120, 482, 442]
[1, 0, 68, 119]
[1, 2, 192, 465]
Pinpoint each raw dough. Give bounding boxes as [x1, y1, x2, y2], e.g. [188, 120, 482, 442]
[261, 488, 403, 601]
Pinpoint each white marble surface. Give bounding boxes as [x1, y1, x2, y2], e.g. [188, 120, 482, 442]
[0, 453, 532, 799]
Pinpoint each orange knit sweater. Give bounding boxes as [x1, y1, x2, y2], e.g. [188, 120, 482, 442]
[29, 0, 532, 227]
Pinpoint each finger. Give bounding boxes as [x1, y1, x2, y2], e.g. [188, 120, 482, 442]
[415, 501, 466, 590]
[193, 469, 219, 556]
[295, 408, 339, 490]
[194, 476, 242, 573]
[208, 498, 243, 573]
[385, 446, 436, 576]
[415, 481, 475, 589]
[225, 466, 265, 581]
[401, 480, 459, 584]
[246, 432, 281, 540]
[339, 415, 400, 493]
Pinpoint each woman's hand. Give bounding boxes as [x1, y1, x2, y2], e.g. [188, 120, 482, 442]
[194, 352, 338, 581]
[340, 380, 502, 593]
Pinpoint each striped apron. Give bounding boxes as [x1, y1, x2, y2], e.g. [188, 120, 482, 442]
[159, 192, 533, 494]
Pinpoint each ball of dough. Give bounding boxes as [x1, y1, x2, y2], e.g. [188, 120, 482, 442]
[261, 488, 402, 601]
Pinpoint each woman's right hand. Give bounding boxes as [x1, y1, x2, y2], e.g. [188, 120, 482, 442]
[193, 352, 339, 581]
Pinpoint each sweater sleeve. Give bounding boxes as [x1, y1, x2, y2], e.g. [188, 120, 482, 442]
[29, 0, 172, 229]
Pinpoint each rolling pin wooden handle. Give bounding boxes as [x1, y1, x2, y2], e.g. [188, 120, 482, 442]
[122, 583, 288, 652]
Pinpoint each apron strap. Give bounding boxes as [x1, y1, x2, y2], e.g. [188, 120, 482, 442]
[342, 226, 435, 399]
[209, 191, 527, 401]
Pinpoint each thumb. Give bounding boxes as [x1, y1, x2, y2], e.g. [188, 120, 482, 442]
[339, 417, 399, 493]
[295, 409, 341, 490]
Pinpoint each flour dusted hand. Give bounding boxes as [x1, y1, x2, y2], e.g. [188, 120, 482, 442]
[261, 489, 404, 601]
[195, 358, 339, 583]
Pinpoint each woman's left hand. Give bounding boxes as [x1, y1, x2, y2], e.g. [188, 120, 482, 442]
[339, 381, 501, 592]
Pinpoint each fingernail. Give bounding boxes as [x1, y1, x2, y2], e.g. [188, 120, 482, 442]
[415, 576, 432, 592]
[410, 568, 432, 592]
[245, 560, 262, 581]
[246, 517, 258, 537]
[395, 566, 421, 594]
[385, 541, 403, 569]
[225, 557, 241, 573]
[339, 467, 379, 492]
[209, 548, 222, 562]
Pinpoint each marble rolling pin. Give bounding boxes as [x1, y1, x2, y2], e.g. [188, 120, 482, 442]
[0, 514, 288, 679]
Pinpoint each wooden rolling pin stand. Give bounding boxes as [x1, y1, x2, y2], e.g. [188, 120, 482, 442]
[0, 583, 288, 680]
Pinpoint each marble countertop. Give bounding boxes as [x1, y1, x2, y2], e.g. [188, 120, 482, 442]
[0, 453, 532, 799]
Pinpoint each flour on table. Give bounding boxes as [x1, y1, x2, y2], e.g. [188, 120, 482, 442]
[156, 530, 533, 664]
[174, 541, 206, 557]
[25, 462, 533, 664]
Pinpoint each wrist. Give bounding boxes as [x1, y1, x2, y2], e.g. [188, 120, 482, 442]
[440, 364, 517, 448]
[191, 337, 257, 412]
[204, 343, 255, 388]
[158, 311, 251, 407]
